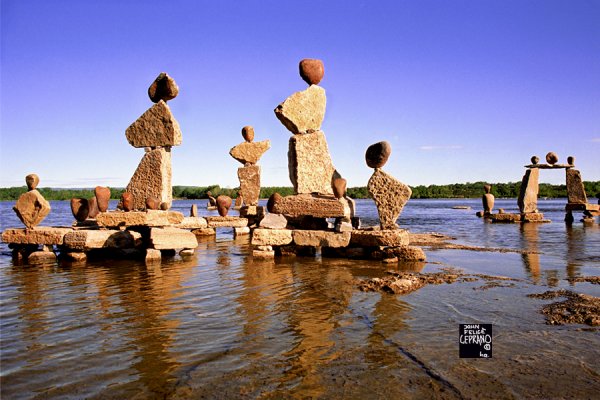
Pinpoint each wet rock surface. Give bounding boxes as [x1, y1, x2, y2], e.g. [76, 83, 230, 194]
[528, 290, 600, 326]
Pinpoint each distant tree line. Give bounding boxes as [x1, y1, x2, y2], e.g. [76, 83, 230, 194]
[1, 181, 599, 201]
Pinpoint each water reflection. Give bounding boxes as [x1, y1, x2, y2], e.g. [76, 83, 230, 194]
[519, 223, 541, 284]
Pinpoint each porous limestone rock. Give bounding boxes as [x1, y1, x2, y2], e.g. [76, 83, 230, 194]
[96, 210, 182, 227]
[205, 216, 248, 228]
[2, 227, 72, 245]
[238, 165, 261, 206]
[251, 228, 293, 246]
[350, 229, 410, 247]
[122, 147, 172, 210]
[14, 190, 51, 229]
[518, 168, 539, 213]
[368, 169, 412, 230]
[148, 72, 179, 103]
[566, 169, 587, 204]
[288, 131, 338, 195]
[293, 230, 351, 248]
[63, 230, 143, 250]
[259, 213, 288, 229]
[125, 100, 182, 148]
[271, 194, 345, 218]
[253, 249, 275, 258]
[150, 227, 198, 250]
[229, 140, 271, 165]
[172, 216, 208, 229]
[145, 248, 162, 263]
[192, 228, 216, 236]
[275, 85, 326, 134]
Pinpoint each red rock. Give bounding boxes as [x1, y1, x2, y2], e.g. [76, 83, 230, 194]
[88, 197, 99, 218]
[530, 155, 539, 164]
[148, 72, 179, 103]
[121, 192, 134, 211]
[71, 198, 89, 222]
[546, 152, 559, 165]
[267, 193, 282, 213]
[26, 174, 39, 190]
[160, 202, 169, 210]
[216, 195, 232, 217]
[146, 196, 160, 210]
[95, 186, 111, 212]
[365, 141, 392, 169]
[567, 156, 575, 165]
[242, 126, 254, 142]
[299, 59, 324, 85]
[332, 178, 347, 199]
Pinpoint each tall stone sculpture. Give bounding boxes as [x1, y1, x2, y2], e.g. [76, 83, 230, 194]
[13, 174, 51, 229]
[120, 73, 181, 210]
[229, 126, 270, 206]
[482, 184, 495, 214]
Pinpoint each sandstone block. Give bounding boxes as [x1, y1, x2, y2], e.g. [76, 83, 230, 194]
[150, 227, 198, 250]
[192, 228, 216, 236]
[259, 213, 288, 229]
[518, 168, 539, 213]
[14, 190, 51, 229]
[252, 228, 293, 246]
[253, 249, 275, 258]
[240, 205, 265, 218]
[490, 213, 521, 223]
[125, 100, 182, 148]
[238, 165, 261, 206]
[368, 169, 412, 229]
[293, 230, 351, 248]
[271, 193, 345, 218]
[2, 227, 72, 245]
[229, 140, 271, 165]
[275, 85, 326, 134]
[96, 210, 179, 227]
[205, 216, 248, 228]
[190, 204, 198, 217]
[63, 230, 142, 250]
[566, 169, 587, 204]
[64, 252, 87, 263]
[122, 147, 172, 210]
[173, 217, 208, 229]
[332, 178, 346, 199]
[350, 229, 409, 247]
[28, 251, 56, 265]
[148, 72, 179, 103]
[288, 131, 338, 194]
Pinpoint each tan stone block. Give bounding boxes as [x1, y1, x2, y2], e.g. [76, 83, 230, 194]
[350, 229, 409, 247]
[96, 210, 175, 227]
[63, 230, 143, 250]
[13, 190, 51, 229]
[566, 169, 587, 204]
[125, 100, 182, 148]
[234, 227, 250, 237]
[275, 85, 326, 134]
[259, 213, 288, 229]
[240, 205, 265, 218]
[368, 169, 412, 229]
[251, 228, 293, 246]
[28, 251, 56, 265]
[192, 228, 216, 236]
[229, 140, 270, 165]
[271, 194, 345, 218]
[490, 213, 521, 223]
[293, 230, 351, 248]
[145, 248, 162, 263]
[288, 131, 337, 195]
[121, 148, 172, 210]
[205, 216, 248, 228]
[150, 227, 198, 250]
[522, 212, 545, 222]
[173, 216, 208, 229]
[2, 227, 72, 245]
[518, 168, 539, 213]
[238, 165, 261, 206]
[253, 249, 275, 258]
[167, 211, 185, 224]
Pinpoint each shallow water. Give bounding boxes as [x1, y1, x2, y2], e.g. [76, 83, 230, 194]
[1, 199, 599, 399]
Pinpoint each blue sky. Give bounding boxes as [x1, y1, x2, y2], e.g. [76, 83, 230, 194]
[1, 0, 599, 188]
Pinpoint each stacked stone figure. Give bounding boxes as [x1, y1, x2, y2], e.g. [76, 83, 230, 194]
[121, 72, 181, 210]
[13, 174, 51, 229]
[482, 185, 495, 215]
[229, 125, 270, 206]
[365, 142, 412, 230]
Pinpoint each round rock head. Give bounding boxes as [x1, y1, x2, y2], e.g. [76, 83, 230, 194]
[365, 141, 392, 169]
[242, 126, 255, 142]
[216, 195, 232, 217]
[567, 156, 575, 165]
[148, 72, 179, 103]
[484, 184, 492, 194]
[530, 156, 539, 165]
[25, 174, 39, 191]
[299, 59, 324, 85]
[545, 152, 559, 165]
[332, 178, 347, 199]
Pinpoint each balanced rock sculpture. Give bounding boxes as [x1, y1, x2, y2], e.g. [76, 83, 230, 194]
[216, 195, 232, 217]
[71, 198, 89, 222]
[13, 174, 51, 229]
[229, 126, 271, 206]
[366, 142, 411, 230]
[120, 72, 181, 210]
[482, 184, 495, 214]
[546, 152, 558, 165]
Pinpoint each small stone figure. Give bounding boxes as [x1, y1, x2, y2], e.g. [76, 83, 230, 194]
[71, 198, 90, 222]
[190, 204, 198, 217]
[365, 141, 412, 229]
[216, 195, 232, 217]
[546, 152, 558, 165]
[567, 156, 575, 166]
[13, 174, 51, 229]
[229, 126, 270, 206]
[482, 184, 495, 214]
[530, 156, 539, 165]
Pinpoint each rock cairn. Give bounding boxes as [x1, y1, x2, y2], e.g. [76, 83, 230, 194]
[121, 72, 182, 210]
[13, 174, 51, 229]
[482, 184, 495, 215]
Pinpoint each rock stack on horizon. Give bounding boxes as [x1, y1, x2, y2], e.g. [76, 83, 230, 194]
[13, 174, 51, 229]
[120, 72, 181, 210]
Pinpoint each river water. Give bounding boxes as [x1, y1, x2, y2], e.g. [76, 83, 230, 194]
[1, 199, 599, 399]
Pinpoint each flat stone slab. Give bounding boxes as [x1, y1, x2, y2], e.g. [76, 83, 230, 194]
[251, 228, 293, 246]
[205, 216, 249, 228]
[229, 140, 271, 165]
[63, 229, 143, 250]
[293, 230, 351, 248]
[172, 216, 208, 229]
[489, 213, 549, 223]
[350, 229, 409, 247]
[150, 227, 198, 250]
[271, 194, 345, 218]
[2, 227, 73, 245]
[524, 163, 572, 169]
[565, 203, 600, 211]
[96, 210, 184, 227]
